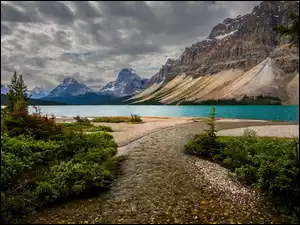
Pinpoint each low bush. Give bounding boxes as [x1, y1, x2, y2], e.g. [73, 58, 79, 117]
[130, 114, 142, 123]
[1, 129, 119, 224]
[185, 128, 299, 224]
[73, 115, 90, 123]
[60, 122, 113, 132]
[2, 111, 63, 140]
[92, 115, 143, 124]
[93, 117, 129, 123]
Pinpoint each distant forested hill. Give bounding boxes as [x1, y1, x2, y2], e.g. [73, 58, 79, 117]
[1, 94, 67, 105]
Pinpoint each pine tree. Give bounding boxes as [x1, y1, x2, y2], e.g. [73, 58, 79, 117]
[273, 11, 299, 48]
[5, 71, 29, 113]
[204, 106, 217, 139]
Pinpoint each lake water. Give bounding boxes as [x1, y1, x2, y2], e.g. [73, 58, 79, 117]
[16, 105, 299, 122]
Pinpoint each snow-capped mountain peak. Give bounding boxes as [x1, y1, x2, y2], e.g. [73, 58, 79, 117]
[99, 68, 149, 97]
[28, 86, 50, 99]
[49, 77, 92, 97]
[62, 77, 79, 85]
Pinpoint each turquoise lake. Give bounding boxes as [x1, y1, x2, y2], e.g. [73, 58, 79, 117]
[21, 105, 299, 122]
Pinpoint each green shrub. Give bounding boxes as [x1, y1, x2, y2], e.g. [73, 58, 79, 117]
[185, 133, 225, 158]
[186, 129, 299, 223]
[73, 115, 90, 123]
[60, 122, 113, 133]
[2, 111, 63, 140]
[93, 117, 129, 123]
[1, 130, 119, 223]
[130, 114, 142, 123]
[92, 116, 143, 124]
[185, 106, 225, 159]
[1, 72, 121, 224]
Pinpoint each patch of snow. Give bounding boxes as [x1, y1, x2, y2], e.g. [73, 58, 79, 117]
[214, 30, 237, 40]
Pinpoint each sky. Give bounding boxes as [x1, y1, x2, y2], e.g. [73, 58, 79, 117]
[1, 1, 261, 91]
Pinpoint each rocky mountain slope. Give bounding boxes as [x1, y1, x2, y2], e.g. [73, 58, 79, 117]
[49, 77, 92, 97]
[130, 1, 299, 105]
[28, 87, 49, 99]
[99, 68, 149, 97]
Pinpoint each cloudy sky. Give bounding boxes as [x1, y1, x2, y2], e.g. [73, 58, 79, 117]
[1, 1, 261, 90]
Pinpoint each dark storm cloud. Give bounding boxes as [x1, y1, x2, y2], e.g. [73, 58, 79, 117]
[37, 1, 75, 24]
[72, 1, 102, 19]
[109, 43, 163, 56]
[99, 1, 156, 22]
[1, 1, 263, 90]
[1, 3, 33, 23]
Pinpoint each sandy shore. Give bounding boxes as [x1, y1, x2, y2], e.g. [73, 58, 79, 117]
[54, 116, 299, 146]
[93, 117, 197, 146]
[217, 125, 299, 138]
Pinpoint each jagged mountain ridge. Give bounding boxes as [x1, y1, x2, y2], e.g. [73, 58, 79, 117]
[99, 68, 149, 97]
[28, 87, 49, 99]
[130, 1, 299, 105]
[49, 77, 92, 97]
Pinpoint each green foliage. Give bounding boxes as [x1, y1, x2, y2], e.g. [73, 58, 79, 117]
[1, 131, 119, 223]
[273, 11, 299, 47]
[60, 121, 113, 132]
[2, 110, 63, 140]
[130, 114, 142, 123]
[179, 95, 282, 105]
[185, 106, 225, 158]
[93, 116, 130, 123]
[1, 72, 120, 224]
[92, 115, 143, 124]
[5, 71, 29, 113]
[73, 115, 90, 123]
[185, 125, 299, 224]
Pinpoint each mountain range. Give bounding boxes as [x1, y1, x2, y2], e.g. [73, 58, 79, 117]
[128, 1, 299, 105]
[1, 68, 149, 105]
[38, 69, 148, 104]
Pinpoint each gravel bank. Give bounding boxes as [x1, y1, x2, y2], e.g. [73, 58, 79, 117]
[217, 125, 299, 138]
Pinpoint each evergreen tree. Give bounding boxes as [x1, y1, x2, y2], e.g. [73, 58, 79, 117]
[204, 106, 217, 138]
[5, 71, 29, 113]
[273, 11, 299, 48]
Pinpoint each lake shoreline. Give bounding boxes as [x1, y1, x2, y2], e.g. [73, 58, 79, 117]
[56, 116, 299, 147]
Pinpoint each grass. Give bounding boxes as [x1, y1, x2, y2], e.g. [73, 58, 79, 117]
[93, 114, 143, 124]
[60, 122, 113, 132]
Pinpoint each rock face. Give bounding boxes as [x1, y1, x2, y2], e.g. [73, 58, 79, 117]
[49, 77, 92, 97]
[147, 59, 175, 87]
[99, 68, 149, 97]
[132, 1, 299, 104]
